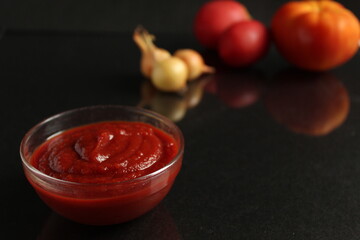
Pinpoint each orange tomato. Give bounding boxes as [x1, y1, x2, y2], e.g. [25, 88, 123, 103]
[271, 0, 360, 71]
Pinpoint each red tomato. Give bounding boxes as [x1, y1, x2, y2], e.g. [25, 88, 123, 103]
[218, 20, 270, 67]
[193, 0, 250, 49]
[271, 0, 360, 71]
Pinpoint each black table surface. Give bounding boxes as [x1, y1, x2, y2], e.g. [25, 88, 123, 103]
[2, 29, 360, 240]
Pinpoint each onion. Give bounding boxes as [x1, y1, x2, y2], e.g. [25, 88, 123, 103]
[151, 57, 188, 92]
[133, 27, 214, 92]
[133, 27, 171, 78]
[174, 49, 214, 81]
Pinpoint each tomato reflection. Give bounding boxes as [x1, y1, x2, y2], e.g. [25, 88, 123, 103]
[205, 69, 264, 108]
[264, 69, 350, 136]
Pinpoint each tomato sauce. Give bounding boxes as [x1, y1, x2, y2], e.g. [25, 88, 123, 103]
[31, 121, 178, 183]
[28, 121, 181, 225]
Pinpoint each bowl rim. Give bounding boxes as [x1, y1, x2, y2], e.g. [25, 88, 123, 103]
[20, 105, 184, 187]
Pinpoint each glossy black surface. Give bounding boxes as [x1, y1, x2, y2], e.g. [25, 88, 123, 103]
[3, 29, 360, 239]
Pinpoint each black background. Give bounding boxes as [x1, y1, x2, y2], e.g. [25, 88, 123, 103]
[2, 0, 360, 239]
[0, 0, 359, 33]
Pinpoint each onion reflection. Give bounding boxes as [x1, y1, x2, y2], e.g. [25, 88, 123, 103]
[205, 69, 264, 108]
[38, 204, 181, 240]
[138, 77, 209, 122]
[264, 69, 350, 136]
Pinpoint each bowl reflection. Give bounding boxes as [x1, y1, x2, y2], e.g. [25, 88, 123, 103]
[138, 77, 209, 122]
[38, 204, 181, 240]
[264, 69, 350, 136]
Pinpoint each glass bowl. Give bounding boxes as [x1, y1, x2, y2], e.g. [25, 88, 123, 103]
[20, 105, 184, 225]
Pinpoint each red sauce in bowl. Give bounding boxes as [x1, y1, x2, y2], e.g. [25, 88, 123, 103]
[31, 121, 178, 183]
[26, 121, 182, 225]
